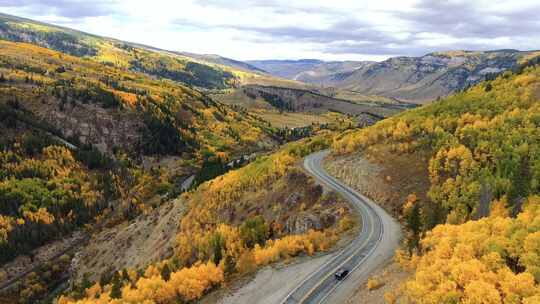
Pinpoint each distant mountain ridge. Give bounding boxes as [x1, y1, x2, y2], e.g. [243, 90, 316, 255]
[176, 51, 267, 74]
[250, 50, 540, 103]
[247, 59, 371, 82]
[330, 50, 540, 103]
[7, 13, 536, 104]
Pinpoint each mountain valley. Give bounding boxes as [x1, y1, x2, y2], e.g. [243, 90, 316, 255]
[0, 6, 540, 304]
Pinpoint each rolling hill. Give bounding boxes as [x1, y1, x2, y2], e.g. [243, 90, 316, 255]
[9, 10, 540, 304]
[177, 51, 267, 74]
[6, 12, 537, 106]
[212, 84, 414, 129]
[0, 40, 277, 159]
[0, 13, 288, 91]
[0, 14, 363, 303]
[227, 85, 411, 115]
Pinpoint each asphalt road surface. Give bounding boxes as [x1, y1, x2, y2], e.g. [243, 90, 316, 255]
[281, 150, 401, 304]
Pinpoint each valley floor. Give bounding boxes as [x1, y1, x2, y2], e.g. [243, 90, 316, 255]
[253, 110, 332, 128]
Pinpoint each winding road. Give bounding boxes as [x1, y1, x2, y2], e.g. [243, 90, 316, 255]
[281, 150, 401, 304]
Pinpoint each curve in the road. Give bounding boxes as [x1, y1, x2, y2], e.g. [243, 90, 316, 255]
[281, 150, 401, 304]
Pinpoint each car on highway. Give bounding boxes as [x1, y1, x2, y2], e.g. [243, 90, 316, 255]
[334, 268, 349, 280]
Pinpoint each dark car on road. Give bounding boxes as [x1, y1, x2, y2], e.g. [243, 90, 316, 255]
[334, 268, 349, 280]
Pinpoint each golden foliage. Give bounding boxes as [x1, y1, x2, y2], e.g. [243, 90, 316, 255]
[61, 262, 224, 304]
[489, 196, 509, 218]
[176, 136, 332, 267]
[65, 136, 352, 303]
[0, 144, 103, 261]
[366, 276, 385, 291]
[331, 64, 540, 302]
[398, 196, 540, 303]
[333, 63, 540, 223]
[253, 230, 336, 266]
[0, 40, 274, 161]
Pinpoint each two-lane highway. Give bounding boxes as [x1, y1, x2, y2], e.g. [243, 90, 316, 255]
[281, 150, 401, 304]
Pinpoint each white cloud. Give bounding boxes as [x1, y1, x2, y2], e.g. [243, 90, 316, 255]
[1, 0, 539, 61]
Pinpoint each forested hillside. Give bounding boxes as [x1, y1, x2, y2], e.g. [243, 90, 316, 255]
[57, 135, 355, 304]
[6, 1, 540, 303]
[0, 38, 283, 302]
[0, 13, 260, 90]
[0, 40, 276, 159]
[0, 15, 362, 303]
[0, 126, 104, 264]
[0, 41, 355, 301]
[0, 105, 183, 302]
[333, 58, 540, 302]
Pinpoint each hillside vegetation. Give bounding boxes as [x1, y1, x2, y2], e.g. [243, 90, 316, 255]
[58, 135, 355, 304]
[0, 49, 352, 300]
[395, 196, 540, 303]
[0, 114, 181, 302]
[0, 13, 369, 133]
[0, 132, 103, 264]
[333, 59, 540, 302]
[0, 13, 268, 90]
[0, 15, 360, 303]
[0, 38, 282, 303]
[0, 40, 276, 159]
[0, 13, 316, 92]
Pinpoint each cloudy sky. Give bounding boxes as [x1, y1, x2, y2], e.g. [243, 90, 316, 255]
[1, 0, 540, 61]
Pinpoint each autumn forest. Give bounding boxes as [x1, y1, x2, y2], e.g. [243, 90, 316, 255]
[1, 6, 540, 304]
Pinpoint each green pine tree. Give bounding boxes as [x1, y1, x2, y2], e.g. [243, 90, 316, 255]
[160, 263, 171, 281]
